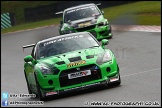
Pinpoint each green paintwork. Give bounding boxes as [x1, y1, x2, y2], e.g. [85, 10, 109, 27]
[59, 3, 112, 40]
[24, 47, 119, 93]
[101, 39, 109, 49]
[24, 33, 120, 100]
[24, 55, 33, 62]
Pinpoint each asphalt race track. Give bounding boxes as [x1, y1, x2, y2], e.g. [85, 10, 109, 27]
[1, 26, 161, 107]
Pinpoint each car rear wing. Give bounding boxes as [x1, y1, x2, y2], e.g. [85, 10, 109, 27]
[55, 11, 64, 15]
[23, 44, 35, 52]
[96, 3, 101, 6]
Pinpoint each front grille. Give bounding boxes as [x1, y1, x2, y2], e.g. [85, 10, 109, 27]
[99, 30, 108, 36]
[59, 64, 102, 87]
[75, 25, 96, 32]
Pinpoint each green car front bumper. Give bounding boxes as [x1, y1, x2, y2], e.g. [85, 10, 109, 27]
[40, 73, 120, 97]
[61, 24, 113, 40]
[87, 25, 113, 40]
[36, 59, 119, 97]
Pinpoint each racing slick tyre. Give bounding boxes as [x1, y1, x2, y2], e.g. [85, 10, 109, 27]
[24, 70, 32, 94]
[34, 72, 45, 101]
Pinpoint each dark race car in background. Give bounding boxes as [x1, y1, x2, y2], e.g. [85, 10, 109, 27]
[56, 3, 113, 40]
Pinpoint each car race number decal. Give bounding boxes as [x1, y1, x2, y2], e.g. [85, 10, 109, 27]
[68, 70, 91, 79]
[67, 60, 86, 68]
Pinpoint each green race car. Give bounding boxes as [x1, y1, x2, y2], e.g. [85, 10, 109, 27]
[56, 3, 113, 40]
[23, 32, 120, 101]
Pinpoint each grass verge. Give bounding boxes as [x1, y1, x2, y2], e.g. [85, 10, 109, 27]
[1, 1, 59, 24]
[1, 1, 161, 34]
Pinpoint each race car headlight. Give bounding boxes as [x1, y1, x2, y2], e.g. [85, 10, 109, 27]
[96, 51, 112, 65]
[105, 21, 108, 25]
[39, 66, 52, 75]
[102, 51, 112, 62]
[98, 21, 108, 27]
[65, 26, 71, 29]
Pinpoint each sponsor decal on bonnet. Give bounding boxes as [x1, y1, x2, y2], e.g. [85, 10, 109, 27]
[43, 35, 84, 46]
[67, 60, 86, 68]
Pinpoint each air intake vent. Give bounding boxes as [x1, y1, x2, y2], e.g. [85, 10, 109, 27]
[75, 25, 96, 32]
[55, 61, 65, 65]
[68, 56, 82, 62]
[86, 55, 94, 59]
[53, 68, 60, 75]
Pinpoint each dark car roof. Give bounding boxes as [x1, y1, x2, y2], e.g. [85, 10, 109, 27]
[64, 3, 96, 12]
[38, 32, 90, 44]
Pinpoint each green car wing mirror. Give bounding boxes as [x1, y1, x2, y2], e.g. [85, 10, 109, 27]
[101, 39, 109, 49]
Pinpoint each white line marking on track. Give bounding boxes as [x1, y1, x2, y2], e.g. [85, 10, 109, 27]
[121, 68, 161, 78]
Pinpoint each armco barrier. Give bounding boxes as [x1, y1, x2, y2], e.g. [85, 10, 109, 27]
[24, 1, 137, 23]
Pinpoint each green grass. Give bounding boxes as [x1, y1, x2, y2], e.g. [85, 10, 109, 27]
[1, 17, 62, 34]
[1, 1, 161, 34]
[136, 15, 160, 25]
[103, 1, 161, 24]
